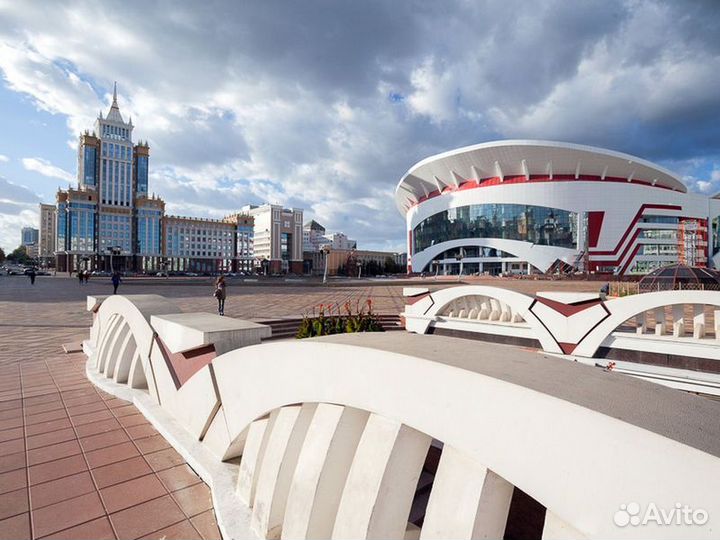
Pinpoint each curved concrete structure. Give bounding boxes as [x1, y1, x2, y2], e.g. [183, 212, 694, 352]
[83, 293, 720, 539]
[396, 140, 720, 275]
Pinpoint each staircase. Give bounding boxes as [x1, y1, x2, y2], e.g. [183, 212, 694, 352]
[259, 313, 404, 341]
[546, 258, 575, 275]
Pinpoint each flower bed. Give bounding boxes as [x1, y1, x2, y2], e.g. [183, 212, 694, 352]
[296, 299, 384, 338]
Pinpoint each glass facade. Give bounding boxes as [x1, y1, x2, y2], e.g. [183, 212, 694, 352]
[713, 217, 720, 256]
[413, 203, 577, 254]
[137, 208, 162, 255]
[281, 233, 291, 260]
[136, 155, 148, 196]
[99, 214, 132, 253]
[56, 203, 67, 250]
[68, 203, 96, 253]
[83, 147, 97, 186]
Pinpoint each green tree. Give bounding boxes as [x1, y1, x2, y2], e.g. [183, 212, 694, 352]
[0, 247, 5, 265]
[7, 245, 31, 265]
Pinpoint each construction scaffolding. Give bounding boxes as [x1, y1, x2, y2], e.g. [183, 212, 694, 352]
[678, 219, 708, 267]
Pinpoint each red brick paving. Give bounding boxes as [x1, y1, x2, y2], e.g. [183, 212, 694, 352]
[0, 351, 223, 540]
[0, 280, 230, 538]
[0, 274, 605, 539]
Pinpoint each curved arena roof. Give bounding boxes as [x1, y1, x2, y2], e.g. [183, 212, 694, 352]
[395, 140, 686, 215]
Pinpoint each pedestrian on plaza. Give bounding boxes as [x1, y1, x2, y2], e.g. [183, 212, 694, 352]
[28, 267, 36, 285]
[214, 275, 226, 316]
[111, 271, 122, 294]
[84, 270, 91, 284]
[78, 270, 84, 286]
[599, 282, 610, 301]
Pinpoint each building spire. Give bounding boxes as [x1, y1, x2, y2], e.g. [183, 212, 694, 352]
[105, 80, 125, 123]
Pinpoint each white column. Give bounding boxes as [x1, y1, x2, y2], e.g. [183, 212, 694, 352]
[489, 299, 501, 321]
[635, 311, 646, 335]
[95, 314, 122, 373]
[252, 404, 317, 539]
[542, 511, 587, 540]
[421, 445, 513, 540]
[693, 305, 706, 339]
[672, 304, 685, 337]
[478, 300, 490, 320]
[282, 405, 369, 540]
[110, 328, 135, 382]
[654, 307, 666, 336]
[104, 321, 130, 378]
[332, 414, 431, 539]
[238, 413, 275, 505]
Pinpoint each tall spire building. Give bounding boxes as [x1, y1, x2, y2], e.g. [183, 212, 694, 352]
[53, 82, 258, 275]
[56, 83, 164, 272]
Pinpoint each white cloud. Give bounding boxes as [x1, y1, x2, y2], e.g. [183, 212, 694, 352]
[0, 154, 9, 162]
[0, 0, 718, 252]
[21, 157, 74, 183]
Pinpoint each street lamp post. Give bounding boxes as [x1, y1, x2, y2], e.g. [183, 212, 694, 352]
[456, 248, 465, 282]
[322, 245, 331, 284]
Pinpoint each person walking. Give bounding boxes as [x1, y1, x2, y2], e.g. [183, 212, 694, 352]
[214, 275, 226, 316]
[78, 270, 84, 286]
[111, 271, 122, 294]
[28, 267, 36, 285]
[84, 270, 91, 284]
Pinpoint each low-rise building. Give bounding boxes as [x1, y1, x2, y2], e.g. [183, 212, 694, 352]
[162, 213, 254, 274]
[305, 248, 406, 276]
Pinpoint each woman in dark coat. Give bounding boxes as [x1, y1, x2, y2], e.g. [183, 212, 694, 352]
[214, 275, 227, 315]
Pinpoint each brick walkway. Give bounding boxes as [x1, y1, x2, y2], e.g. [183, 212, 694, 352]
[0, 274, 598, 538]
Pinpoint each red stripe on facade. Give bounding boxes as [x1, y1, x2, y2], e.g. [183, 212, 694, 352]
[589, 204, 682, 256]
[409, 174, 678, 209]
[587, 211, 604, 249]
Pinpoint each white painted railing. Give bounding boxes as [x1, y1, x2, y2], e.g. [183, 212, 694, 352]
[83, 294, 720, 539]
[404, 286, 720, 361]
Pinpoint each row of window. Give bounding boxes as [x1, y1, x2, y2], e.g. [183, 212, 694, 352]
[102, 142, 132, 161]
[413, 204, 578, 254]
[102, 124, 130, 140]
[101, 159, 132, 206]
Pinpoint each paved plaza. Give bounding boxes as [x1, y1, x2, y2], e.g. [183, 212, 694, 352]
[0, 274, 600, 539]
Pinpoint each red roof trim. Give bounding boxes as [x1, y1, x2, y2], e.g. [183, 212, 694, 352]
[409, 174, 676, 209]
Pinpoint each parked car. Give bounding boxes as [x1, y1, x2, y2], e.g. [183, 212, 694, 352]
[92, 270, 111, 277]
[155, 272, 168, 277]
[184, 272, 199, 277]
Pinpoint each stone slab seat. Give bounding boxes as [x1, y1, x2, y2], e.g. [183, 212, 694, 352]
[151, 312, 272, 356]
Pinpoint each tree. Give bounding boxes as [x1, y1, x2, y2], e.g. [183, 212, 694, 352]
[7, 245, 31, 265]
[0, 247, 5, 265]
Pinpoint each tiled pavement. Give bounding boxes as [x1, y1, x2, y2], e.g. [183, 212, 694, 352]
[0, 348, 221, 539]
[0, 275, 600, 538]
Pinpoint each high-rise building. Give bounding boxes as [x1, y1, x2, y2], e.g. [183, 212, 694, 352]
[21, 227, 39, 246]
[38, 204, 56, 262]
[48, 83, 304, 274]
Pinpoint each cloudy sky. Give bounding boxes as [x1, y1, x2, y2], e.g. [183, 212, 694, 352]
[0, 0, 719, 253]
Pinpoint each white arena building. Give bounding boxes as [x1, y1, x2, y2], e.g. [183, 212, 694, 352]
[395, 140, 720, 276]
